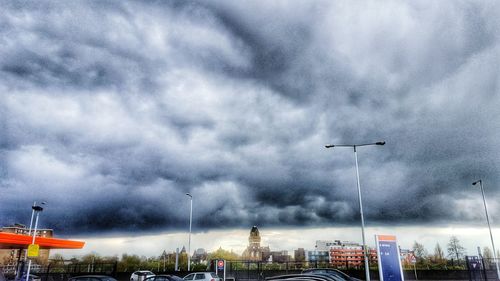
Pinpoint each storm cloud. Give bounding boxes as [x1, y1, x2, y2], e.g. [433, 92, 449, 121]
[1, 0, 500, 235]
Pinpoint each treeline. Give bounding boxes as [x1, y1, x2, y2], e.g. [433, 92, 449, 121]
[410, 235, 497, 269]
[49, 247, 239, 272]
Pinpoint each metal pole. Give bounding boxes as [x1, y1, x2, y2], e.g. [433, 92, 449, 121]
[24, 201, 37, 264]
[187, 194, 193, 271]
[354, 146, 370, 281]
[175, 248, 179, 271]
[479, 181, 500, 280]
[28, 201, 36, 236]
[26, 211, 40, 281]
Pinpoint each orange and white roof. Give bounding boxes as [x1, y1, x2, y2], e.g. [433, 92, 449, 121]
[0, 232, 84, 249]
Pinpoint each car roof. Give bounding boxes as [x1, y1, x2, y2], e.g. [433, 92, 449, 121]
[267, 274, 337, 281]
[301, 269, 349, 278]
[69, 276, 115, 279]
[71, 274, 114, 278]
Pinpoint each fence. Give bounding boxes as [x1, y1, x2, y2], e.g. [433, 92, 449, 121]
[1, 261, 117, 281]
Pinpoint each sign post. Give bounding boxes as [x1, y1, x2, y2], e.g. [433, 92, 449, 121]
[27, 244, 39, 258]
[410, 254, 417, 280]
[466, 256, 483, 281]
[376, 235, 404, 281]
[216, 260, 225, 281]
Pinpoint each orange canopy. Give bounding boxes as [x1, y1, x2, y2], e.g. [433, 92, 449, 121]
[0, 232, 85, 249]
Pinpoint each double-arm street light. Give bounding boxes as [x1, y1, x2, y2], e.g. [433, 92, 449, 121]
[472, 180, 500, 280]
[325, 141, 385, 281]
[186, 193, 193, 271]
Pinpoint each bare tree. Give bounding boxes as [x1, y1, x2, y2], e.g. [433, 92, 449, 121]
[434, 243, 445, 263]
[483, 247, 493, 260]
[447, 236, 466, 261]
[413, 241, 428, 264]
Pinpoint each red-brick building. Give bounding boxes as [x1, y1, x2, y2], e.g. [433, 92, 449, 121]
[329, 241, 377, 268]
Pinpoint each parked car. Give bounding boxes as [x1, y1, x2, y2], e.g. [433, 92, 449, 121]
[144, 275, 183, 281]
[183, 272, 221, 281]
[17, 274, 41, 281]
[266, 273, 339, 281]
[68, 275, 118, 281]
[301, 269, 360, 281]
[131, 271, 155, 281]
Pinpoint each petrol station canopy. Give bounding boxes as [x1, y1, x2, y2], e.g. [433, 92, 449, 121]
[0, 232, 85, 249]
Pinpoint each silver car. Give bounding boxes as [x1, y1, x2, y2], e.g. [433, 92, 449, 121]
[183, 273, 221, 281]
[131, 271, 155, 281]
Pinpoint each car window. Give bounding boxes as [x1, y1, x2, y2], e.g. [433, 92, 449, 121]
[183, 274, 194, 281]
[194, 274, 205, 280]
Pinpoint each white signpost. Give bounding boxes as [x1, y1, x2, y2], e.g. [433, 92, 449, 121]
[216, 260, 226, 281]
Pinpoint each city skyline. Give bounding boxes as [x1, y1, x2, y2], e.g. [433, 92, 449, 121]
[51, 225, 498, 259]
[2, 0, 500, 261]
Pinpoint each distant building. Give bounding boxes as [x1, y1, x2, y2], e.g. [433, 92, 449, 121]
[294, 248, 306, 263]
[241, 226, 270, 261]
[315, 240, 340, 251]
[192, 248, 208, 264]
[0, 224, 53, 266]
[306, 249, 330, 264]
[329, 240, 377, 268]
[268, 250, 290, 263]
[399, 248, 415, 266]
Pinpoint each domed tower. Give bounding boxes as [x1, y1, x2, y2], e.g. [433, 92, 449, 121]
[242, 226, 267, 261]
[249, 226, 261, 248]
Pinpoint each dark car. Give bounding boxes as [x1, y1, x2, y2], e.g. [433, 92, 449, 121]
[266, 273, 341, 281]
[68, 275, 118, 281]
[301, 269, 361, 281]
[144, 275, 183, 281]
[16, 274, 41, 281]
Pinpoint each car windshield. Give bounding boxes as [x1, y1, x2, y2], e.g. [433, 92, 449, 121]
[303, 270, 349, 281]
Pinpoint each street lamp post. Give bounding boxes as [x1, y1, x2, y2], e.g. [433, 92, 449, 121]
[23, 201, 37, 264]
[325, 141, 385, 281]
[186, 193, 193, 271]
[26, 203, 44, 281]
[472, 180, 500, 280]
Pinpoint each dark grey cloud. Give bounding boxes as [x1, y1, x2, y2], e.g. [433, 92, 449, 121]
[1, 0, 500, 236]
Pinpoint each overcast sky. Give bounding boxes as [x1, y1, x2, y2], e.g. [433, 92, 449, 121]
[2, 0, 500, 255]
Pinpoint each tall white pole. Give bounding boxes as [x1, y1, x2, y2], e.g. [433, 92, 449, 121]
[24, 201, 36, 264]
[28, 201, 36, 236]
[478, 181, 500, 280]
[186, 193, 193, 271]
[354, 147, 370, 281]
[26, 211, 40, 281]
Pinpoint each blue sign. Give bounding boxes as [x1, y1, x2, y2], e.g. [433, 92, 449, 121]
[376, 235, 404, 281]
[217, 260, 224, 270]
